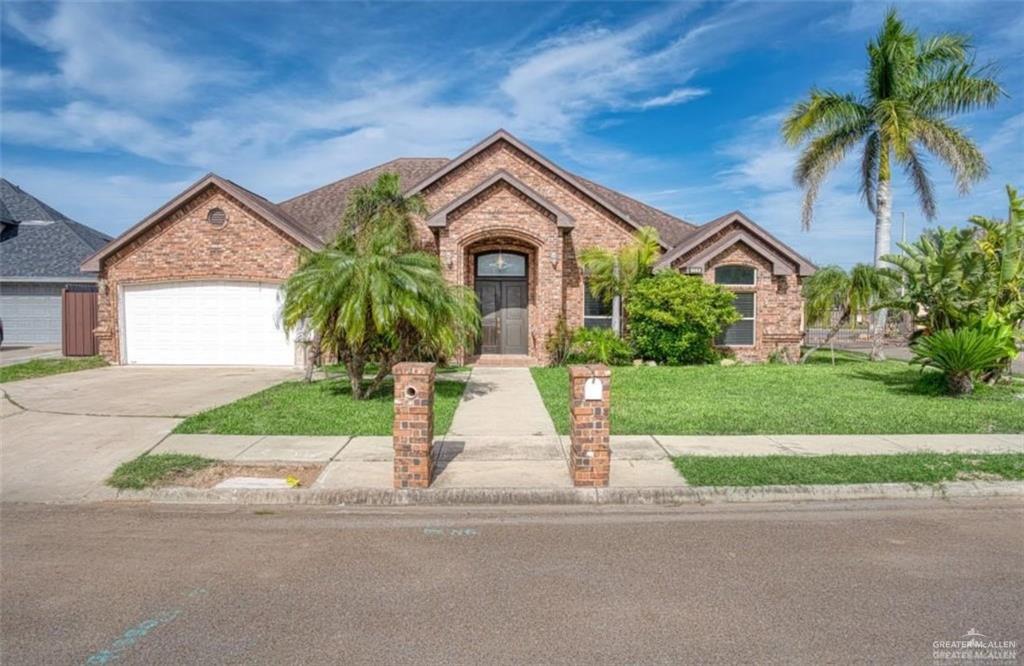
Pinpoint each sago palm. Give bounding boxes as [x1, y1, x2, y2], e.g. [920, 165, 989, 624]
[800, 263, 896, 362]
[782, 8, 1002, 359]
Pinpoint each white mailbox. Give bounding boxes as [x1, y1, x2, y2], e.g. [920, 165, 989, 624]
[583, 377, 603, 401]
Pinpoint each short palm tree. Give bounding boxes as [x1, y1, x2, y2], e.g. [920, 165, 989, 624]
[800, 264, 896, 362]
[579, 226, 661, 329]
[782, 8, 1002, 359]
[282, 174, 479, 399]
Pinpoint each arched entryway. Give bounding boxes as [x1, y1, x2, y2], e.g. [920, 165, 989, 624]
[474, 251, 528, 355]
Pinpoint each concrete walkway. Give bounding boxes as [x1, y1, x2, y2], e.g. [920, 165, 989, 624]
[446, 367, 556, 436]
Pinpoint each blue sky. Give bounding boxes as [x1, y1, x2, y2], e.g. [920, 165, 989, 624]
[2, 1, 1021, 266]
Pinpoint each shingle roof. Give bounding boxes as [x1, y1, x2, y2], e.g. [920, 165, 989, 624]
[0, 179, 112, 280]
[278, 158, 450, 242]
[568, 174, 696, 247]
[276, 134, 698, 247]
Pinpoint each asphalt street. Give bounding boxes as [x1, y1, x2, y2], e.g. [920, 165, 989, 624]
[1, 499, 1021, 664]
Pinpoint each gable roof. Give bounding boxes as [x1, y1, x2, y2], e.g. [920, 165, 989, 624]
[657, 210, 816, 276]
[0, 178, 77, 225]
[81, 173, 322, 272]
[426, 170, 575, 229]
[278, 158, 449, 242]
[405, 129, 696, 249]
[0, 179, 112, 280]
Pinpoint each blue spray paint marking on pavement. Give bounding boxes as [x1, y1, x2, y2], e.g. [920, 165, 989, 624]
[83, 610, 181, 665]
[83, 587, 209, 664]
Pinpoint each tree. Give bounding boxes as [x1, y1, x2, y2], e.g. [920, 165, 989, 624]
[782, 8, 1002, 360]
[800, 264, 896, 363]
[281, 174, 480, 399]
[968, 185, 1024, 327]
[579, 226, 661, 329]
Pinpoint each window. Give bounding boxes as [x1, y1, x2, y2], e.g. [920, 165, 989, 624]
[715, 265, 755, 286]
[584, 282, 620, 331]
[717, 292, 755, 346]
[476, 252, 526, 277]
[207, 207, 227, 226]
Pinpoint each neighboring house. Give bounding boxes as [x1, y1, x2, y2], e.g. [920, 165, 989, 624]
[1, 179, 112, 345]
[82, 130, 814, 367]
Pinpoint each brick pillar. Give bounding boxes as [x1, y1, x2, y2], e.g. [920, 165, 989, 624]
[392, 362, 436, 489]
[568, 364, 611, 487]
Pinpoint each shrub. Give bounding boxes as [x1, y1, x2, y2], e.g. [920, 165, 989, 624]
[544, 315, 573, 366]
[911, 325, 1012, 396]
[567, 327, 633, 366]
[629, 273, 740, 364]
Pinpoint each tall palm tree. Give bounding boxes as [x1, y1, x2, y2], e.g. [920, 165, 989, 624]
[800, 264, 896, 363]
[282, 174, 479, 399]
[782, 8, 1002, 359]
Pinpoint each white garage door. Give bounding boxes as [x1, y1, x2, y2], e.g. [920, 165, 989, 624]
[123, 281, 294, 366]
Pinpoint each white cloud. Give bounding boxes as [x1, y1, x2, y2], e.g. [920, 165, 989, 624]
[637, 87, 709, 109]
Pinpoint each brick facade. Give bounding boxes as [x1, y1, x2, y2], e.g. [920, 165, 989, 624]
[421, 141, 636, 364]
[92, 134, 809, 367]
[94, 186, 302, 364]
[670, 222, 804, 362]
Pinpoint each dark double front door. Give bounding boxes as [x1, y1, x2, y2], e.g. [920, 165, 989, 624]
[476, 279, 528, 355]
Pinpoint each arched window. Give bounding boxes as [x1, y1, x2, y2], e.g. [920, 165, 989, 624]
[475, 252, 526, 277]
[714, 264, 755, 285]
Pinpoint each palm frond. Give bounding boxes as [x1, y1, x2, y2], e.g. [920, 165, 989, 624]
[912, 62, 1003, 115]
[914, 117, 989, 194]
[793, 122, 870, 229]
[902, 144, 937, 220]
[782, 89, 869, 145]
[860, 131, 881, 214]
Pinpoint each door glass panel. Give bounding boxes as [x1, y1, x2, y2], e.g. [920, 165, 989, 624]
[476, 252, 526, 277]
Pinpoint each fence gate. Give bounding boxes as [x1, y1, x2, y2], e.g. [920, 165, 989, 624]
[62, 286, 99, 357]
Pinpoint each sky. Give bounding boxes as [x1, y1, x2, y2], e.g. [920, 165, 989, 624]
[1, 0, 1022, 267]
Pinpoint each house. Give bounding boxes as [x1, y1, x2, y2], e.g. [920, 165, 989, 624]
[82, 130, 814, 367]
[1, 179, 112, 345]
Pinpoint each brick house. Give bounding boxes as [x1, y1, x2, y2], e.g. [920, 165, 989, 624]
[82, 129, 815, 367]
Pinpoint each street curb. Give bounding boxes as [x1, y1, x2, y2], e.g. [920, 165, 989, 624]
[114, 480, 1024, 506]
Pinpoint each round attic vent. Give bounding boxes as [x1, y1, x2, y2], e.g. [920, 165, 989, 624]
[207, 207, 227, 226]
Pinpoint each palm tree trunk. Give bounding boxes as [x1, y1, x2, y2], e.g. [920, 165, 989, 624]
[870, 177, 892, 361]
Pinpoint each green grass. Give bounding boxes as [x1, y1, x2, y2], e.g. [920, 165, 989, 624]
[0, 356, 107, 383]
[672, 453, 1024, 487]
[530, 351, 1024, 435]
[107, 453, 216, 490]
[174, 377, 466, 436]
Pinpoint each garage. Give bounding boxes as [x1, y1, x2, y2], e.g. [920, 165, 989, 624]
[0, 282, 64, 344]
[122, 281, 295, 366]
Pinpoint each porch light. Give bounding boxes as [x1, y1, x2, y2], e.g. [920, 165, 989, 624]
[549, 250, 558, 268]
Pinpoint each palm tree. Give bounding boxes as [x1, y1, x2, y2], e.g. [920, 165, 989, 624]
[281, 174, 479, 399]
[782, 8, 1002, 359]
[579, 226, 661, 330]
[800, 264, 896, 362]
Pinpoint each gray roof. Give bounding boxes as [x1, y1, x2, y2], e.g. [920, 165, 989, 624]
[1, 179, 112, 280]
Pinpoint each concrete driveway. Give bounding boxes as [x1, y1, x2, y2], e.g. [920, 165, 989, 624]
[1, 366, 297, 503]
[0, 344, 62, 366]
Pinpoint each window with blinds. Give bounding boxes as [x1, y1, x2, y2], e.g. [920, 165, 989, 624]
[584, 282, 619, 331]
[718, 292, 755, 345]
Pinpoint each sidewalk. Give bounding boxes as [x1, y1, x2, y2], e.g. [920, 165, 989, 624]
[151, 432, 1023, 492]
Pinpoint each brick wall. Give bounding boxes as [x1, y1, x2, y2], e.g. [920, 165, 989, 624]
[421, 140, 637, 364]
[671, 225, 804, 362]
[95, 186, 302, 364]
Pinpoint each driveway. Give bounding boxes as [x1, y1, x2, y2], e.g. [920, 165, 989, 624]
[0, 344, 62, 366]
[1, 366, 297, 503]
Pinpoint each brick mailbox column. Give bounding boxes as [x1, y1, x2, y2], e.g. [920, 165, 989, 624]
[568, 364, 612, 487]
[392, 362, 437, 489]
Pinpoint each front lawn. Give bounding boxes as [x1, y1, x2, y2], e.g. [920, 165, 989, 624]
[673, 453, 1024, 487]
[530, 352, 1024, 435]
[174, 377, 466, 436]
[0, 356, 107, 383]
